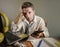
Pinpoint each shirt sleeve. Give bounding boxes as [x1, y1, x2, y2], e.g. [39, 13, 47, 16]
[11, 21, 23, 32]
[39, 18, 49, 37]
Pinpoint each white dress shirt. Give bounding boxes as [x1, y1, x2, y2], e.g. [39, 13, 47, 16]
[11, 15, 49, 37]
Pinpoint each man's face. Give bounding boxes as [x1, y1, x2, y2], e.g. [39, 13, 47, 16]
[22, 7, 35, 22]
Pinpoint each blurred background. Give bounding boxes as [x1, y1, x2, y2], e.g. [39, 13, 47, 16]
[0, 0, 60, 38]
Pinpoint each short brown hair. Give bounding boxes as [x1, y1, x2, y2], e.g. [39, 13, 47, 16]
[21, 2, 34, 9]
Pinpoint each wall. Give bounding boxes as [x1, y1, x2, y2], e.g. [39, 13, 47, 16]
[0, 0, 60, 38]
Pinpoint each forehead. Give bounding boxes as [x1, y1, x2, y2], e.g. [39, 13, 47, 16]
[22, 7, 34, 12]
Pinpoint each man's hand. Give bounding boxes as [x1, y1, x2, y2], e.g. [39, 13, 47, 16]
[31, 31, 45, 39]
[37, 32, 45, 38]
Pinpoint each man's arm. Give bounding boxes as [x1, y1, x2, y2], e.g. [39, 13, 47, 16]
[31, 17, 49, 38]
[38, 18, 49, 37]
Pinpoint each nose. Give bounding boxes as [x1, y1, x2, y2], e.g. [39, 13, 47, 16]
[26, 13, 30, 18]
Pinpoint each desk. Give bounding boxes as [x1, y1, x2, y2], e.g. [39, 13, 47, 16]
[26, 36, 60, 47]
[0, 36, 60, 47]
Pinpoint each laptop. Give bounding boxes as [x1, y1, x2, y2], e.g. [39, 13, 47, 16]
[5, 31, 22, 45]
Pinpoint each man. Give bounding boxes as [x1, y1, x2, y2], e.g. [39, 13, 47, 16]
[11, 2, 49, 47]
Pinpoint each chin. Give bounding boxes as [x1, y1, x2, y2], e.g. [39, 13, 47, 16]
[30, 19, 33, 22]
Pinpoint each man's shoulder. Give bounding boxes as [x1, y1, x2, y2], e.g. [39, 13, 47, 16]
[35, 15, 43, 20]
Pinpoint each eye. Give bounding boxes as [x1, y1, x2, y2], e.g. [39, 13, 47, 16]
[29, 12, 31, 14]
[23, 12, 26, 15]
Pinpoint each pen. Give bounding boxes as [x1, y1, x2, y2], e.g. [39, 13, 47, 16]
[37, 39, 42, 47]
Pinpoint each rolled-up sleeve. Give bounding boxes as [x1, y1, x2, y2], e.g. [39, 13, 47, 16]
[11, 21, 23, 32]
